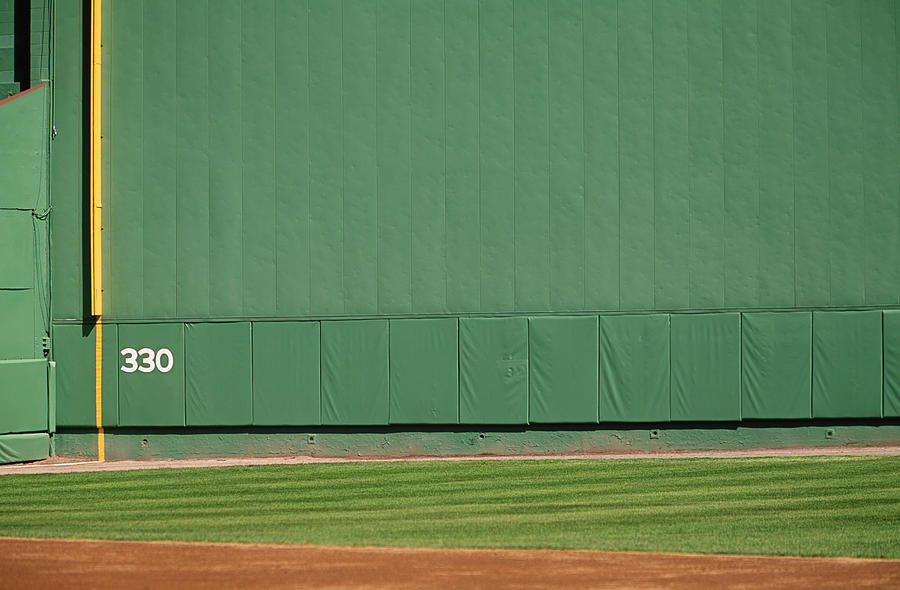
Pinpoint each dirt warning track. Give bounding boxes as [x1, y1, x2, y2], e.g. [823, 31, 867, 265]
[2, 537, 899, 590]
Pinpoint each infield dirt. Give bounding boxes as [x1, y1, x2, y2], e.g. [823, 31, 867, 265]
[2, 537, 899, 589]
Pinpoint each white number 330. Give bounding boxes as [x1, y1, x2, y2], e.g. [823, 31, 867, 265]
[120, 348, 174, 374]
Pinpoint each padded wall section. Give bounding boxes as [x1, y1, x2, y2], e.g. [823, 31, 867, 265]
[52, 323, 118, 427]
[671, 313, 741, 421]
[0, 289, 32, 359]
[321, 320, 389, 425]
[0, 210, 33, 289]
[459, 317, 528, 424]
[252, 321, 321, 426]
[812, 311, 883, 418]
[118, 323, 185, 427]
[0, 359, 47, 434]
[185, 322, 252, 426]
[598, 314, 670, 422]
[529, 316, 598, 423]
[885, 311, 900, 418]
[741, 312, 812, 419]
[389, 318, 458, 425]
[0, 432, 49, 464]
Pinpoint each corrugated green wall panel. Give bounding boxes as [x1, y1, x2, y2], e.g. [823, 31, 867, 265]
[376, 0, 412, 314]
[0, 359, 47, 434]
[0, 210, 32, 289]
[826, 1, 865, 306]
[812, 311, 883, 418]
[583, 0, 618, 310]
[651, 0, 689, 310]
[757, 0, 795, 307]
[688, 1, 725, 310]
[141, 0, 177, 318]
[549, 0, 585, 311]
[185, 322, 252, 426]
[389, 318, 458, 425]
[118, 323, 185, 427]
[741, 313, 812, 420]
[885, 311, 900, 417]
[722, 1, 759, 309]
[671, 313, 741, 422]
[862, 0, 900, 305]
[92, 0, 900, 321]
[618, 0, 653, 311]
[792, 1, 829, 307]
[410, 0, 445, 313]
[252, 321, 320, 426]
[274, 0, 310, 317]
[513, 0, 549, 312]
[175, 0, 211, 319]
[529, 316, 598, 424]
[459, 317, 528, 425]
[308, 0, 343, 316]
[321, 320, 389, 426]
[208, 1, 244, 316]
[241, 0, 277, 317]
[598, 314, 670, 423]
[53, 323, 117, 428]
[479, 0, 515, 312]
[0, 289, 33, 360]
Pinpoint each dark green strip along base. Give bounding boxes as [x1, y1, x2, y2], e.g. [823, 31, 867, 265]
[53, 423, 900, 461]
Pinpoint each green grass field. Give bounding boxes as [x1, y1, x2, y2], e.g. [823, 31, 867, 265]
[2, 456, 899, 558]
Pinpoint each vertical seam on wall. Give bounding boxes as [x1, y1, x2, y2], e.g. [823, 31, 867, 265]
[249, 321, 254, 425]
[174, 1, 179, 317]
[443, 0, 448, 312]
[318, 320, 323, 425]
[616, 0, 621, 310]
[340, 0, 346, 315]
[584, 0, 588, 309]
[824, 4, 831, 306]
[306, 3, 311, 315]
[790, 1, 797, 307]
[409, 0, 414, 312]
[686, 1, 693, 310]
[858, 4, 866, 306]
[387, 318, 392, 424]
[476, 0, 481, 312]
[650, 0, 655, 310]
[512, 0, 517, 311]
[720, 0, 726, 309]
[810, 311, 814, 418]
[273, 2, 279, 315]
[546, 0, 551, 310]
[374, 0, 380, 313]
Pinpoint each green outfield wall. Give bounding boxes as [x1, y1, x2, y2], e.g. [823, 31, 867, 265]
[30, 0, 900, 459]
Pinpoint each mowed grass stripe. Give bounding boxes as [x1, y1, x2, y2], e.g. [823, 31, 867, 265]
[1, 457, 898, 557]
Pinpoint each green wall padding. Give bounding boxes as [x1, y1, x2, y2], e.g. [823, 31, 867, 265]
[389, 318, 458, 425]
[885, 311, 900, 418]
[321, 320, 389, 425]
[0, 289, 32, 360]
[0, 359, 47, 434]
[0, 432, 49, 464]
[0, 210, 33, 289]
[598, 314, 670, 423]
[0, 84, 47, 209]
[252, 321, 321, 426]
[185, 322, 252, 426]
[812, 311, 883, 418]
[529, 316, 598, 424]
[741, 312, 812, 419]
[671, 313, 741, 421]
[52, 323, 117, 427]
[459, 317, 528, 425]
[118, 323, 185, 427]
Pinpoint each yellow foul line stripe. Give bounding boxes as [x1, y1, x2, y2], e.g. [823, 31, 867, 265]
[91, 0, 104, 462]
